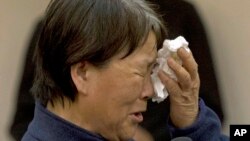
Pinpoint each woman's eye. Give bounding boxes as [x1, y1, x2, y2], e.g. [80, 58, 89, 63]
[135, 72, 145, 77]
[150, 71, 154, 75]
[150, 63, 159, 74]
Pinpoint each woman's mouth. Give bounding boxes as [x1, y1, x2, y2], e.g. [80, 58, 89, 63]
[130, 112, 144, 123]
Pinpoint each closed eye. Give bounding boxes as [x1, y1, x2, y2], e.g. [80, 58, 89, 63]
[149, 62, 159, 74]
[135, 72, 145, 78]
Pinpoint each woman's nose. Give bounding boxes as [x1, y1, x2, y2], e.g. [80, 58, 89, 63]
[140, 76, 155, 100]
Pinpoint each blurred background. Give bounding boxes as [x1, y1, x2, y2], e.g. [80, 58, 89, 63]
[0, 0, 249, 140]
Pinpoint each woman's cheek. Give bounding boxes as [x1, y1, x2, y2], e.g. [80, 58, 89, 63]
[132, 77, 145, 95]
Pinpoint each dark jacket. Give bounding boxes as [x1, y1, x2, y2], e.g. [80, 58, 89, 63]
[21, 99, 228, 141]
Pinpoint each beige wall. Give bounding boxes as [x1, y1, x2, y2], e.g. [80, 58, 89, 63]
[0, 0, 50, 140]
[187, 0, 250, 135]
[1, 0, 250, 140]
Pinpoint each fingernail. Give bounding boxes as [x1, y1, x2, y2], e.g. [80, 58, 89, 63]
[178, 47, 186, 53]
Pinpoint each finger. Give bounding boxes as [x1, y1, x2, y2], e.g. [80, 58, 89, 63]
[177, 48, 199, 80]
[167, 57, 191, 90]
[158, 70, 182, 96]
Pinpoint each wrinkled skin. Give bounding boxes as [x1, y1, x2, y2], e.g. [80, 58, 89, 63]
[133, 47, 200, 141]
[159, 47, 200, 128]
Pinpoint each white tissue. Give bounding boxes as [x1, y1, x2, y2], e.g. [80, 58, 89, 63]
[151, 36, 190, 103]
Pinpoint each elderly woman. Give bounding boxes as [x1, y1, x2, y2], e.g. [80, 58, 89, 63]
[22, 0, 227, 141]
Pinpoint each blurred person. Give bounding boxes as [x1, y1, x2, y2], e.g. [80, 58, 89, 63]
[20, 0, 228, 141]
[9, 20, 42, 141]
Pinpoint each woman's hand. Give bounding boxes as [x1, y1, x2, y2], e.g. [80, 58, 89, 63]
[158, 47, 200, 128]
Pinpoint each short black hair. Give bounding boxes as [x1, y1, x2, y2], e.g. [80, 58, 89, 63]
[31, 0, 167, 105]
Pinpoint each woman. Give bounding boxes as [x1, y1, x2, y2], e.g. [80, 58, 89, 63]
[22, 0, 227, 141]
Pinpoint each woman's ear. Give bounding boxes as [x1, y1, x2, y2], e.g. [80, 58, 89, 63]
[70, 62, 88, 95]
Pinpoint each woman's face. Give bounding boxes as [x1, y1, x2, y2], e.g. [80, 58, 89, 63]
[87, 32, 157, 141]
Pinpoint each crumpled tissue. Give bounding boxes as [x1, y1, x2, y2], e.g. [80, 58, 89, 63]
[151, 36, 190, 103]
